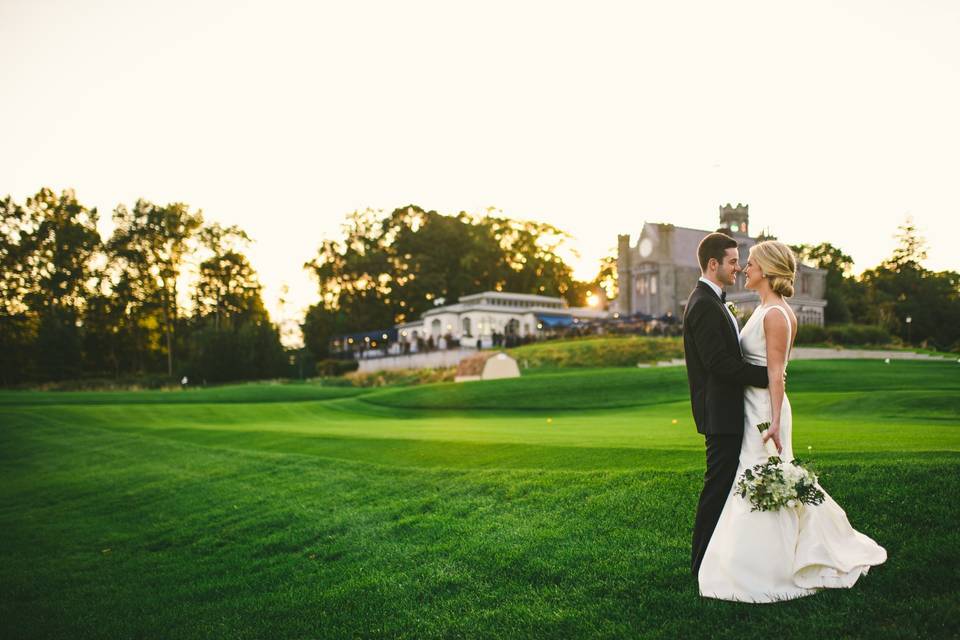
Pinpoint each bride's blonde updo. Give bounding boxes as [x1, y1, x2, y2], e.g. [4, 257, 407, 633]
[750, 241, 797, 298]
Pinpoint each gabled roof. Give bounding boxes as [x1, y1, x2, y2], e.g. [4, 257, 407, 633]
[421, 303, 467, 317]
[413, 290, 568, 319]
[420, 302, 566, 318]
[639, 222, 755, 268]
[459, 291, 565, 304]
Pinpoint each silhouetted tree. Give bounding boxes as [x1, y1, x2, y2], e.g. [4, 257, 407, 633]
[0, 188, 100, 381]
[194, 223, 266, 328]
[856, 218, 960, 348]
[792, 242, 858, 324]
[108, 199, 202, 376]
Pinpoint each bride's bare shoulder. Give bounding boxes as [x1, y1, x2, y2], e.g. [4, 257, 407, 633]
[777, 304, 797, 326]
[762, 305, 798, 343]
[762, 306, 788, 328]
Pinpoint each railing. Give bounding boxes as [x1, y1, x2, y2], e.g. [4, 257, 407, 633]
[332, 319, 683, 361]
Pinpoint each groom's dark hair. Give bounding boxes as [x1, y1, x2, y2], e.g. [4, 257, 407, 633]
[697, 233, 738, 272]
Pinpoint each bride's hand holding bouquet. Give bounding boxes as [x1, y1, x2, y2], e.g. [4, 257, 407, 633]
[761, 419, 783, 455]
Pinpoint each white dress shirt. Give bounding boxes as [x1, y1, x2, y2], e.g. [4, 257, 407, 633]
[699, 276, 739, 332]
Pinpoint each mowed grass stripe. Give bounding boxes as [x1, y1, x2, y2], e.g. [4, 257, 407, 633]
[1, 419, 957, 639]
[84, 425, 960, 472]
[0, 383, 369, 406]
[6, 394, 958, 461]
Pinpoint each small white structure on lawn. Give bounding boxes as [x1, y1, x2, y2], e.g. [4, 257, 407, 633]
[483, 352, 520, 380]
[455, 351, 521, 383]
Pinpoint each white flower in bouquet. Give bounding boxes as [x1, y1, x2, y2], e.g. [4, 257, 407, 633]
[735, 422, 826, 512]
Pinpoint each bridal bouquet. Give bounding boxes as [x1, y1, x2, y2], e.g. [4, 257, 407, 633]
[734, 423, 826, 512]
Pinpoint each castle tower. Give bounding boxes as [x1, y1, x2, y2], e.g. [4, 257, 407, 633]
[719, 203, 749, 236]
[617, 234, 633, 315]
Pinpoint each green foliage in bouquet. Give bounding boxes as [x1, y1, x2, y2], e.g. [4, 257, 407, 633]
[735, 422, 827, 512]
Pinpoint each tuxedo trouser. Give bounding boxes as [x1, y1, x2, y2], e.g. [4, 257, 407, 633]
[691, 432, 743, 576]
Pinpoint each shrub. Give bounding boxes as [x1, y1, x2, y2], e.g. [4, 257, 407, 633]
[27, 373, 179, 391]
[185, 321, 287, 383]
[831, 324, 890, 345]
[343, 367, 456, 387]
[796, 325, 828, 345]
[796, 324, 892, 346]
[315, 359, 360, 377]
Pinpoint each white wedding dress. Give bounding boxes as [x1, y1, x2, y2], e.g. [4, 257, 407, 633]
[698, 304, 887, 603]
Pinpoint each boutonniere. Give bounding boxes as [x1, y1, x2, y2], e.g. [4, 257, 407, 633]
[726, 301, 740, 319]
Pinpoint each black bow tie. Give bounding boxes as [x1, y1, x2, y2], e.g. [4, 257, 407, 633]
[720, 291, 727, 303]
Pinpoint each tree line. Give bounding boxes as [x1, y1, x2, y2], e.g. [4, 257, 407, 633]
[792, 218, 960, 351]
[1, 194, 604, 386]
[0, 188, 286, 386]
[3, 188, 957, 388]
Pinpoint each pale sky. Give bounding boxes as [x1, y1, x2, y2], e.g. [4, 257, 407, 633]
[2, 0, 958, 344]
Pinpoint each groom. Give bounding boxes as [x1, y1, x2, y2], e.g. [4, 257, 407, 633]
[683, 232, 770, 576]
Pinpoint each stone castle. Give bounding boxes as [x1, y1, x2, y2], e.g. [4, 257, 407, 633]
[616, 204, 827, 326]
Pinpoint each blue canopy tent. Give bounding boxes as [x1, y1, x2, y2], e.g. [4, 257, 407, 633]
[535, 313, 575, 330]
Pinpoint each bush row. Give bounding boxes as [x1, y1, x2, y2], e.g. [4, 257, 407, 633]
[347, 367, 456, 387]
[795, 324, 893, 346]
[508, 336, 684, 369]
[317, 367, 456, 388]
[21, 373, 179, 392]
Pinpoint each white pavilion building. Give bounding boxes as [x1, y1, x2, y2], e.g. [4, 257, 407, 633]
[397, 291, 607, 349]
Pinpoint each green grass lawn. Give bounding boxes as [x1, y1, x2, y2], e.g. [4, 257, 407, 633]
[1, 360, 958, 639]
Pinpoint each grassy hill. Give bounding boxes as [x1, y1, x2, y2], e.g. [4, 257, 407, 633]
[360, 360, 960, 411]
[1, 361, 958, 639]
[507, 335, 683, 369]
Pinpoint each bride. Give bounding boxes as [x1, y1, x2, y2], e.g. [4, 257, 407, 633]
[698, 240, 887, 603]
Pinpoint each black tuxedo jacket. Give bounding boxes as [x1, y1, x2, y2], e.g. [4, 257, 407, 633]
[682, 281, 769, 435]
